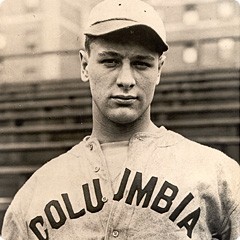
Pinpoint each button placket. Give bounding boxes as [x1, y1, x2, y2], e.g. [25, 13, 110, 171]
[84, 139, 113, 234]
[87, 142, 101, 174]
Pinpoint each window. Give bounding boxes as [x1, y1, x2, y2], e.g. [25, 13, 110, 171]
[183, 43, 198, 64]
[25, 29, 38, 51]
[183, 5, 199, 25]
[24, 66, 37, 74]
[217, 2, 234, 19]
[218, 38, 235, 61]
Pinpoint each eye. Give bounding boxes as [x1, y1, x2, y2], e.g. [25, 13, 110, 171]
[133, 61, 151, 70]
[100, 59, 120, 68]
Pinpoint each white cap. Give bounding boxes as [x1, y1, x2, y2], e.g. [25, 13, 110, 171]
[84, 0, 168, 52]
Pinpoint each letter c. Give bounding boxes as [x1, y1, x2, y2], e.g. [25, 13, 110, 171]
[29, 216, 49, 240]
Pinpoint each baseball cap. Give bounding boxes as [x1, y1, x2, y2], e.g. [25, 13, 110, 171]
[84, 0, 168, 52]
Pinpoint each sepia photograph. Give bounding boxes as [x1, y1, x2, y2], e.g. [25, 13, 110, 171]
[0, 0, 239, 239]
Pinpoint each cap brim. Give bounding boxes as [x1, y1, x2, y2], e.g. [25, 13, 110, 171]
[84, 20, 168, 52]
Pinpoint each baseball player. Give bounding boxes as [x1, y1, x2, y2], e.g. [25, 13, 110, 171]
[2, 0, 240, 239]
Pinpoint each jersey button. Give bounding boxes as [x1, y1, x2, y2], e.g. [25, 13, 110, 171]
[102, 196, 108, 203]
[94, 166, 100, 172]
[112, 230, 119, 237]
[89, 144, 93, 150]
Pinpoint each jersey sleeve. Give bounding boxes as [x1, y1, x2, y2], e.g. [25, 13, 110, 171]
[1, 172, 38, 240]
[228, 165, 240, 240]
[229, 200, 240, 240]
[1, 205, 27, 240]
[217, 156, 240, 240]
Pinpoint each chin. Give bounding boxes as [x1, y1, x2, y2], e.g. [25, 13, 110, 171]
[106, 106, 149, 125]
[108, 112, 139, 125]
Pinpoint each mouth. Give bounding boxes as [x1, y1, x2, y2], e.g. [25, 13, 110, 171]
[111, 95, 138, 105]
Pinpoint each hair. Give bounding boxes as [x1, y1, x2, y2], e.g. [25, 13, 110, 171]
[84, 35, 98, 55]
[84, 26, 165, 56]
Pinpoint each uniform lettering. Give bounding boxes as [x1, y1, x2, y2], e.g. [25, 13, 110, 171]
[177, 207, 201, 238]
[113, 168, 131, 201]
[29, 216, 49, 240]
[125, 171, 158, 207]
[169, 193, 194, 222]
[83, 179, 104, 213]
[44, 200, 67, 229]
[62, 193, 86, 219]
[28, 171, 200, 239]
[151, 181, 178, 213]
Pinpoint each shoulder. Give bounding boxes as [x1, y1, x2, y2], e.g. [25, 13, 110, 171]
[167, 129, 240, 186]
[2, 141, 87, 236]
[157, 128, 239, 177]
[7, 141, 87, 214]
[27, 141, 85, 182]
[36, 141, 85, 176]
[160, 128, 240, 203]
[166, 128, 238, 162]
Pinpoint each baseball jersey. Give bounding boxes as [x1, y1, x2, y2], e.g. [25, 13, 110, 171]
[2, 127, 240, 239]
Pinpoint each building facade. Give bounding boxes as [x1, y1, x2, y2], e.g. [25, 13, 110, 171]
[0, 0, 239, 83]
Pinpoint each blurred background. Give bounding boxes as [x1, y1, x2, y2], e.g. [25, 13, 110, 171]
[0, 0, 239, 231]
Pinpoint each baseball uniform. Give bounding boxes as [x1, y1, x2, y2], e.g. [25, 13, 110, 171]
[2, 127, 240, 239]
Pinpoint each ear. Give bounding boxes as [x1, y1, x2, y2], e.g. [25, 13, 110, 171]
[156, 55, 166, 85]
[79, 50, 89, 82]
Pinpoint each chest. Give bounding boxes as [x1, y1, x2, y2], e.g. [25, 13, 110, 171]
[27, 145, 221, 239]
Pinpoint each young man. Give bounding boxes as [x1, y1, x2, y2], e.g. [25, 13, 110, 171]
[2, 0, 239, 239]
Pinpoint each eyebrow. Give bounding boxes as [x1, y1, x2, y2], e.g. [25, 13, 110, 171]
[98, 51, 123, 58]
[134, 55, 155, 61]
[98, 51, 155, 61]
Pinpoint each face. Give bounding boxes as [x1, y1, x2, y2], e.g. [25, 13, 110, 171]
[80, 36, 164, 125]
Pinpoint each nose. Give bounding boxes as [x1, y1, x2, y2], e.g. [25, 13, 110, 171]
[116, 62, 136, 89]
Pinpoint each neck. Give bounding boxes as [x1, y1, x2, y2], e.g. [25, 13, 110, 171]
[91, 107, 158, 144]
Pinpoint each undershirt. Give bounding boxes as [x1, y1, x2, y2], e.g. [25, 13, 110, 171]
[101, 141, 129, 182]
